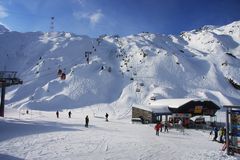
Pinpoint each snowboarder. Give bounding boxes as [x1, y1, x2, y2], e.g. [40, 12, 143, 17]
[85, 115, 89, 127]
[26, 110, 29, 114]
[105, 113, 109, 122]
[56, 110, 59, 118]
[68, 111, 72, 118]
[154, 122, 162, 136]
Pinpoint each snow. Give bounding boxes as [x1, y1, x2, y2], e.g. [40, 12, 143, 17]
[0, 23, 9, 33]
[0, 21, 239, 113]
[0, 108, 238, 160]
[133, 104, 171, 113]
[0, 21, 240, 159]
[150, 98, 198, 108]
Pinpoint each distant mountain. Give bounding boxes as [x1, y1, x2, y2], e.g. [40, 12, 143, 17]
[0, 20, 240, 116]
[0, 24, 9, 33]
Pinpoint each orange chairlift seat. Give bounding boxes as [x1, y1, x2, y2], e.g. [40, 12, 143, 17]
[61, 73, 66, 80]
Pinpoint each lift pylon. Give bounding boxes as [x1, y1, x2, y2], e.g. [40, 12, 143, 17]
[0, 71, 23, 117]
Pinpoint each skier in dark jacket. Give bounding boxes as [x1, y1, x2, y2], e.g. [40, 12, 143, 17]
[213, 127, 219, 141]
[105, 113, 109, 121]
[85, 115, 89, 127]
[68, 111, 72, 118]
[164, 121, 169, 132]
[56, 111, 59, 118]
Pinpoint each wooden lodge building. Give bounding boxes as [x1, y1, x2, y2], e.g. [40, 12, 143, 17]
[132, 98, 220, 124]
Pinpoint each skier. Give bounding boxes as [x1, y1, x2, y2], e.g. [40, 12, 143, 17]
[219, 127, 224, 143]
[223, 127, 226, 142]
[164, 121, 169, 132]
[56, 110, 59, 118]
[160, 121, 163, 132]
[105, 113, 109, 122]
[68, 111, 72, 118]
[85, 115, 89, 127]
[213, 127, 219, 141]
[154, 122, 161, 136]
[178, 119, 184, 133]
[140, 116, 144, 124]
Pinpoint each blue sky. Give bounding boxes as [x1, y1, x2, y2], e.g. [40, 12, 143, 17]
[0, 0, 240, 37]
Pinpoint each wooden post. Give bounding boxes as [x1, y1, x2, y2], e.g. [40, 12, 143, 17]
[226, 107, 230, 155]
[0, 85, 6, 117]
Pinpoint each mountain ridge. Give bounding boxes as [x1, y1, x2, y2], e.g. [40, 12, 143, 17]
[0, 20, 240, 116]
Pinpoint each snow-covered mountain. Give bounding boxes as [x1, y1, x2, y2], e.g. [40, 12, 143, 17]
[0, 24, 9, 33]
[1, 21, 240, 116]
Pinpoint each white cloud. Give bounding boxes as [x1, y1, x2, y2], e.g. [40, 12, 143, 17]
[74, 0, 85, 6]
[73, 11, 88, 20]
[89, 10, 103, 25]
[0, 5, 8, 18]
[73, 9, 104, 25]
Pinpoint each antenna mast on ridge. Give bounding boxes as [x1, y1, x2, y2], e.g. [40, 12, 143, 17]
[50, 16, 55, 33]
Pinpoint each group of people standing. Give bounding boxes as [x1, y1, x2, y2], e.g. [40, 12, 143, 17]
[56, 110, 72, 119]
[154, 121, 169, 136]
[55, 111, 109, 128]
[211, 126, 226, 143]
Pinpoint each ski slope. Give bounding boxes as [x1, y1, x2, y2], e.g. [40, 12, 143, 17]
[0, 108, 237, 160]
[1, 20, 240, 159]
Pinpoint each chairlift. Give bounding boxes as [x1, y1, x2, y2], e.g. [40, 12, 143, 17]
[57, 69, 62, 76]
[61, 73, 66, 80]
[150, 96, 156, 101]
[136, 88, 140, 92]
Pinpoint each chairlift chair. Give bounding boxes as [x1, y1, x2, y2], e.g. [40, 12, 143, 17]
[150, 96, 156, 101]
[57, 69, 62, 76]
[136, 88, 140, 92]
[61, 73, 66, 80]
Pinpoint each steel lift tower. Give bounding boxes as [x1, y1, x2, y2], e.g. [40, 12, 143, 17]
[0, 71, 23, 117]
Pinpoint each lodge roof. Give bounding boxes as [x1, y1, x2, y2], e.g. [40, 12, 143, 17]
[150, 98, 209, 108]
[132, 104, 171, 114]
[133, 98, 220, 113]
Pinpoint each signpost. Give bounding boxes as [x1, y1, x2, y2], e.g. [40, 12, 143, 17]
[224, 105, 240, 155]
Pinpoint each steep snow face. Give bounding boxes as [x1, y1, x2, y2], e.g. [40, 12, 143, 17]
[1, 21, 240, 113]
[2, 32, 124, 111]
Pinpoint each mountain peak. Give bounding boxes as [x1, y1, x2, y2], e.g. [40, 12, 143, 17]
[0, 24, 9, 33]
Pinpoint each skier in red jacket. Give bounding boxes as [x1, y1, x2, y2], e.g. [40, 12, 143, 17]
[154, 122, 162, 136]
